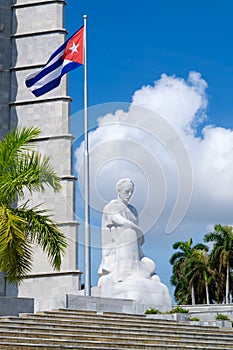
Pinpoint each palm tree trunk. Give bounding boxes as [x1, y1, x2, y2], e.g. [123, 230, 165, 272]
[205, 281, 210, 304]
[226, 260, 230, 304]
[191, 283, 195, 305]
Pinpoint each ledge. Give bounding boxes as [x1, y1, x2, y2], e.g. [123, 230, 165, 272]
[23, 270, 82, 279]
[190, 320, 232, 328]
[11, 28, 67, 39]
[146, 313, 189, 322]
[12, 0, 66, 10]
[10, 96, 72, 106]
[56, 221, 80, 227]
[11, 64, 44, 71]
[60, 175, 77, 181]
[32, 133, 74, 142]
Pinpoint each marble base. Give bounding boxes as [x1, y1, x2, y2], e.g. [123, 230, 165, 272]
[67, 294, 171, 314]
[18, 270, 82, 312]
[91, 275, 172, 312]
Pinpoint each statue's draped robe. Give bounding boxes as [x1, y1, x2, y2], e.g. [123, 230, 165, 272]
[98, 199, 144, 281]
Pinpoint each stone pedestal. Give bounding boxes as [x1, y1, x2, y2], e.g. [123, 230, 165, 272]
[67, 294, 171, 314]
[92, 275, 172, 312]
[18, 270, 82, 312]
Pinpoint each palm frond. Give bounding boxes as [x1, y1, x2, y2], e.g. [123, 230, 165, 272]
[0, 205, 32, 283]
[0, 127, 41, 170]
[16, 205, 67, 270]
[0, 151, 61, 205]
[0, 127, 66, 283]
[169, 251, 185, 265]
[204, 232, 219, 243]
[193, 243, 209, 252]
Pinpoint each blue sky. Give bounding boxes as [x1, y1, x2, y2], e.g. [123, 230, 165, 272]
[65, 0, 233, 127]
[64, 1, 233, 298]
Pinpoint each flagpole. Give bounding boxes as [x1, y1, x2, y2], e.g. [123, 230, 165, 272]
[83, 14, 91, 296]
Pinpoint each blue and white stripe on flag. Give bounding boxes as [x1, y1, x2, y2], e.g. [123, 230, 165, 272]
[25, 26, 84, 97]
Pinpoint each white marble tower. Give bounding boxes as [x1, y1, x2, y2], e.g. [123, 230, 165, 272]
[0, 0, 81, 310]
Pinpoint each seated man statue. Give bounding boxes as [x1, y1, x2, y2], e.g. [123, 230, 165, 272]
[98, 178, 155, 282]
[97, 178, 172, 310]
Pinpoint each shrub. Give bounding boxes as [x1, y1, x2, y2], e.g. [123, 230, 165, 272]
[189, 316, 200, 321]
[167, 306, 189, 314]
[144, 308, 161, 314]
[216, 313, 230, 321]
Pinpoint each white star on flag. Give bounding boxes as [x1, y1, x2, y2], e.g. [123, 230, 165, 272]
[69, 42, 79, 54]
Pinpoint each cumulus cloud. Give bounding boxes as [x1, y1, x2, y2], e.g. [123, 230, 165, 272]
[188, 125, 233, 222]
[132, 71, 208, 134]
[75, 71, 233, 241]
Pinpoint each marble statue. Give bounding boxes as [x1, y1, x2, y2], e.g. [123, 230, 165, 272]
[96, 178, 172, 310]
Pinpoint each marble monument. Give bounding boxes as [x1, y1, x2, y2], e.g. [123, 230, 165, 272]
[95, 178, 172, 310]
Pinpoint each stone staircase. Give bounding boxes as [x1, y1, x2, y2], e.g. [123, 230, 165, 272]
[0, 309, 232, 349]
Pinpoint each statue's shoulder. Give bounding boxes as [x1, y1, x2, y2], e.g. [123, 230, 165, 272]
[103, 199, 120, 212]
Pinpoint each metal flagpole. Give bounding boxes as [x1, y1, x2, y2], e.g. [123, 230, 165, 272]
[83, 14, 91, 296]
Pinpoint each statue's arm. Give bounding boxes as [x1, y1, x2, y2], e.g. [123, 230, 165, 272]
[133, 215, 144, 245]
[110, 213, 142, 234]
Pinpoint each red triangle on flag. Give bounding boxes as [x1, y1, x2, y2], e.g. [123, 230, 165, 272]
[62, 26, 84, 64]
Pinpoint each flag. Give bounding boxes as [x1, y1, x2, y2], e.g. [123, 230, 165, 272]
[25, 26, 84, 97]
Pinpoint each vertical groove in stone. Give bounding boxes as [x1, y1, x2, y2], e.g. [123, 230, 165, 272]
[0, 0, 13, 139]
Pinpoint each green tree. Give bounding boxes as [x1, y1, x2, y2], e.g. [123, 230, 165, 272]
[204, 224, 233, 304]
[186, 249, 216, 304]
[170, 238, 208, 305]
[0, 127, 67, 283]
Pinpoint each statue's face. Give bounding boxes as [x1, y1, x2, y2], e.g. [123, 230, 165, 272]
[118, 182, 134, 204]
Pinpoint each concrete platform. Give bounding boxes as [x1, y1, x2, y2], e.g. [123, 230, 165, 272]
[0, 297, 34, 316]
[68, 294, 171, 314]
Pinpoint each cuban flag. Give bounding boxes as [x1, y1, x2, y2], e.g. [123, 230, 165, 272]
[25, 26, 84, 97]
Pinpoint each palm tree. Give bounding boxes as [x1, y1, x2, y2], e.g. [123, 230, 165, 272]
[204, 225, 233, 304]
[186, 249, 215, 304]
[170, 238, 208, 305]
[170, 271, 191, 305]
[0, 127, 67, 284]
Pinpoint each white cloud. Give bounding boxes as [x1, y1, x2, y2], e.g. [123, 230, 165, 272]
[75, 71, 233, 268]
[132, 71, 208, 134]
[188, 124, 233, 220]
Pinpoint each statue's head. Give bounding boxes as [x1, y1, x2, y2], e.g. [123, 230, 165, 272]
[116, 178, 134, 204]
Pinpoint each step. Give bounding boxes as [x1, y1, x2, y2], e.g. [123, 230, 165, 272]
[15, 312, 221, 331]
[1, 317, 225, 340]
[0, 322, 233, 343]
[55, 309, 152, 320]
[1, 343, 232, 350]
[18, 313, 233, 335]
[1, 316, 232, 339]
[0, 328, 232, 346]
[0, 309, 233, 350]
[0, 336, 233, 349]
[0, 341, 232, 350]
[50, 310, 232, 329]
